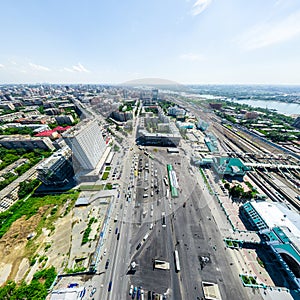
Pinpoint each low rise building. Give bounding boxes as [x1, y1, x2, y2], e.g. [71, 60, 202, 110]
[212, 156, 250, 177]
[0, 134, 55, 151]
[168, 106, 186, 117]
[55, 114, 75, 125]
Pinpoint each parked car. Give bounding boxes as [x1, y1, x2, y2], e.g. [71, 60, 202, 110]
[129, 285, 133, 295]
[105, 259, 110, 269]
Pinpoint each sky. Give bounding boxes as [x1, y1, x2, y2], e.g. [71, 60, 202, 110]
[1, 0, 300, 84]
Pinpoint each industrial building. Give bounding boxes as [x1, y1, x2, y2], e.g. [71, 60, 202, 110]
[196, 118, 209, 131]
[241, 201, 300, 291]
[136, 107, 181, 147]
[37, 146, 74, 186]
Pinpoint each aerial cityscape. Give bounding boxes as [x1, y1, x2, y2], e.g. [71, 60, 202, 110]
[0, 1, 300, 300]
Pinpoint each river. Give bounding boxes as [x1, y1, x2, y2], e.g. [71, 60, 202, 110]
[230, 99, 300, 115]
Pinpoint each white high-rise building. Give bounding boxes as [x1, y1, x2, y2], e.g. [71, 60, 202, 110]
[63, 120, 106, 170]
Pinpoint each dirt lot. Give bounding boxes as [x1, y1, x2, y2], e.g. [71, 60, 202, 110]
[0, 206, 48, 283]
[0, 203, 75, 285]
[0, 190, 111, 288]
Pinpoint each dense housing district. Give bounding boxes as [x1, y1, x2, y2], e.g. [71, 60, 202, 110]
[0, 84, 299, 300]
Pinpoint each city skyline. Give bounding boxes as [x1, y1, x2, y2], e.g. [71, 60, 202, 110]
[1, 0, 300, 84]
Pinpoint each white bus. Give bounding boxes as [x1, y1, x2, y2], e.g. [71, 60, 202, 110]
[174, 250, 181, 272]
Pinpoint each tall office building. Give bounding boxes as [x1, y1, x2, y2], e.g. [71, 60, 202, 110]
[37, 146, 74, 186]
[152, 89, 158, 101]
[63, 120, 106, 170]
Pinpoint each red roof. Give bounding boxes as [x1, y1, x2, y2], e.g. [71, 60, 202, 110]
[52, 126, 71, 132]
[35, 130, 56, 137]
[34, 125, 71, 137]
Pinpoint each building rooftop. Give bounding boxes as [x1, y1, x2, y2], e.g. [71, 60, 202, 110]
[35, 129, 57, 137]
[37, 146, 71, 170]
[50, 287, 85, 300]
[251, 201, 300, 238]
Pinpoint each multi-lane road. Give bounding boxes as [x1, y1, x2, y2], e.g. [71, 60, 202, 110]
[85, 106, 264, 300]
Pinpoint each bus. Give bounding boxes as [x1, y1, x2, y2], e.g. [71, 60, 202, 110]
[174, 250, 181, 272]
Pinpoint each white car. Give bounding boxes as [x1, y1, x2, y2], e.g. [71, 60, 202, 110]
[141, 289, 145, 300]
[129, 285, 133, 295]
[103, 248, 107, 256]
[149, 223, 153, 230]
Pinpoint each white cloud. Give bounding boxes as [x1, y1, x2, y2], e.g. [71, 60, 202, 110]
[238, 10, 300, 50]
[29, 62, 50, 71]
[62, 67, 74, 73]
[191, 0, 212, 16]
[0, 64, 4, 69]
[180, 53, 204, 61]
[63, 63, 90, 73]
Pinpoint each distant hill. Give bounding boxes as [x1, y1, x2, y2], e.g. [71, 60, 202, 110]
[121, 78, 183, 87]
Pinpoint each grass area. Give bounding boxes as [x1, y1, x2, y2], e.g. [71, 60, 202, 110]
[225, 239, 240, 248]
[81, 217, 96, 245]
[104, 183, 112, 190]
[113, 144, 120, 152]
[0, 148, 52, 190]
[0, 266, 57, 299]
[0, 190, 79, 240]
[64, 266, 86, 274]
[199, 168, 213, 194]
[80, 185, 104, 191]
[257, 257, 265, 268]
[241, 274, 257, 285]
[101, 172, 109, 180]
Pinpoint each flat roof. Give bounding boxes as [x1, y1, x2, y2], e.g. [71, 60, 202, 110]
[202, 282, 222, 300]
[50, 287, 85, 300]
[251, 201, 300, 238]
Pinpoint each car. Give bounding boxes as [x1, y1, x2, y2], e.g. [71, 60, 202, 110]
[141, 289, 145, 300]
[108, 281, 112, 292]
[109, 227, 112, 233]
[90, 287, 96, 297]
[132, 286, 137, 299]
[148, 291, 152, 300]
[115, 227, 118, 234]
[103, 248, 107, 256]
[149, 223, 153, 230]
[105, 259, 110, 269]
[129, 284, 134, 295]
[137, 287, 141, 299]
[136, 242, 142, 250]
